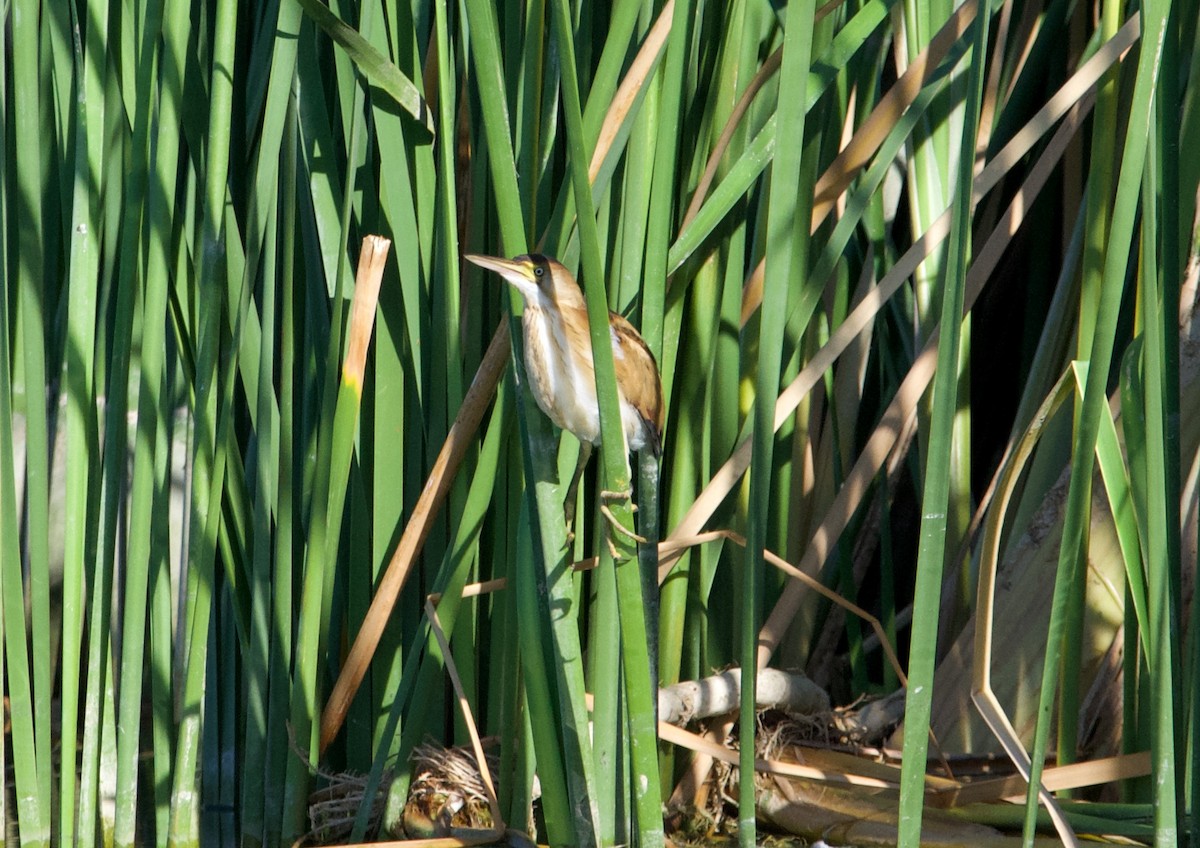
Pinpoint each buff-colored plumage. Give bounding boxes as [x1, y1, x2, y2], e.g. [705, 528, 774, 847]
[465, 253, 663, 457]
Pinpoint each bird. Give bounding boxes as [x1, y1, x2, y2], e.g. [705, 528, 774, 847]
[464, 252, 664, 546]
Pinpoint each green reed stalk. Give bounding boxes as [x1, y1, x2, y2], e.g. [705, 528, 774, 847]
[896, 0, 991, 841]
[743, 4, 818, 844]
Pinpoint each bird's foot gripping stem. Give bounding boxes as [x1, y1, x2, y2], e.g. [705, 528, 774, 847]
[599, 489, 646, 558]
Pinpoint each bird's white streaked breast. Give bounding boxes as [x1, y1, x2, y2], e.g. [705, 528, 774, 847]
[521, 304, 651, 453]
[523, 306, 603, 445]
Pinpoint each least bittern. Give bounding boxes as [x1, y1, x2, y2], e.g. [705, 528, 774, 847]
[464, 252, 664, 546]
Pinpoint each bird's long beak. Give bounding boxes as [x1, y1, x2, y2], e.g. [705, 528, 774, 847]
[465, 253, 533, 284]
[465, 253, 540, 303]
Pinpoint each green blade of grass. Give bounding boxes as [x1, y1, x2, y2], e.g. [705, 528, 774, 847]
[292, 0, 433, 134]
[548, 0, 665, 842]
[743, 3, 819, 845]
[663, 0, 897, 276]
[239, 2, 303, 837]
[13, 0, 53, 837]
[142, 2, 192, 842]
[1022, 0, 1172, 841]
[240, 124, 285, 848]
[59, 0, 108, 841]
[263, 79, 302, 845]
[896, 0, 992, 842]
[166, 0, 239, 841]
[0, 130, 43, 848]
[1057, 0, 1127, 779]
[80, 46, 138, 848]
[1133, 110, 1182, 839]
[1088, 364, 1150, 660]
[110, 1, 168, 843]
[463, 0, 601, 841]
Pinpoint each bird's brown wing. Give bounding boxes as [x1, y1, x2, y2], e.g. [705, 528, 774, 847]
[609, 311, 665, 457]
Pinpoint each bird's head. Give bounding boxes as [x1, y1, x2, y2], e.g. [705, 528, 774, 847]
[465, 253, 581, 310]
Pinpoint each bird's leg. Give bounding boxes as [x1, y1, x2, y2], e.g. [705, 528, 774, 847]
[594, 450, 648, 554]
[563, 441, 593, 540]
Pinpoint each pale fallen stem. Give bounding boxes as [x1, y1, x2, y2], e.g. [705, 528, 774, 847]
[657, 721, 896, 791]
[931, 750, 1151, 807]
